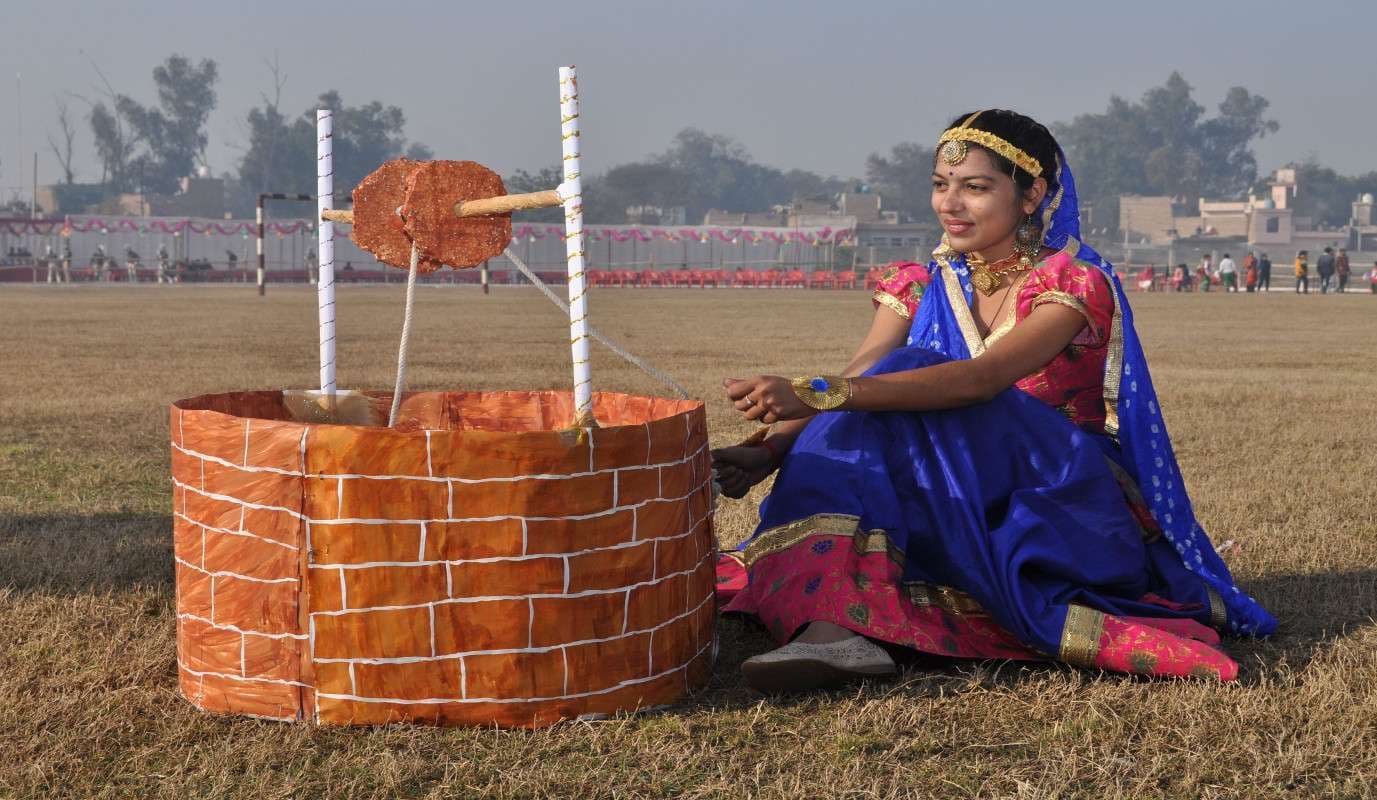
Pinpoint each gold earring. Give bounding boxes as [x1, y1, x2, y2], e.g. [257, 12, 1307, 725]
[1014, 215, 1042, 268]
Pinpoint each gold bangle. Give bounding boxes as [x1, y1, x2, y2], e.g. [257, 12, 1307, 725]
[791, 375, 852, 411]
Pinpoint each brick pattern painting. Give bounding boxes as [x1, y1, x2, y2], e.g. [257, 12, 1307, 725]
[171, 390, 715, 727]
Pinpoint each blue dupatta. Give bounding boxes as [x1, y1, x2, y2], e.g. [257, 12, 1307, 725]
[897, 150, 1273, 637]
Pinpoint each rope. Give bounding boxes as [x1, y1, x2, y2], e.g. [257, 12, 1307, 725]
[503, 248, 690, 400]
[388, 244, 420, 427]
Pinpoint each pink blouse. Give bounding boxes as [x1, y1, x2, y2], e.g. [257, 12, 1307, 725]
[873, 252, 1116, 435]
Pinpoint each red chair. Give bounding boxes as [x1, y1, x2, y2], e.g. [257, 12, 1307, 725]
[760, 269, 780, 287]
[783, 269, 806, 288]
[699, 270, 718, 288]
[637, 268, 658, 287]
[688, 269, 706, 287]
[864, 267, 884, 290]
[714, 269, 731, 287]
[671, 269, 693, 287]
[835, 270, 858, 289]
[733, 269, 758, 288]
[808, 271, 835, 289]
[587, 269, 609, 287]
[615, 269, 636, 287]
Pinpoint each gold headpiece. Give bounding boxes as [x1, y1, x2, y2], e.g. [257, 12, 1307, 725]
[937, 111, 1043, 178]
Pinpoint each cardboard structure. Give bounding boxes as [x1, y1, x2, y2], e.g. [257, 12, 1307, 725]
[170, 390, 715, 726]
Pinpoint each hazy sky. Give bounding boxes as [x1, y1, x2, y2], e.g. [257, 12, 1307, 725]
[3, 0, 1375, 199]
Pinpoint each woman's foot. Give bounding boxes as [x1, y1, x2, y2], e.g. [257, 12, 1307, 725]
[741, 623, 897, 694]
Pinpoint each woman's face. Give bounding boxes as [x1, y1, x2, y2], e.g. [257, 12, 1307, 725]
[930, 147, 1042, 256]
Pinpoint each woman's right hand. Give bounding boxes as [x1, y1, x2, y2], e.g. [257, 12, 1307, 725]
[710, 445, 777, 499]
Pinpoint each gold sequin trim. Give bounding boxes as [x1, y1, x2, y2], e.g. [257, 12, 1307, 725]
[1058, 604, 1105, 667]
[1039, 154, 1065, 234]
[939, 258, 988, 357]
[872, 290, 912, 319]
[903, 581, 989, 617]
[738, 513, 861, 566]
[852, 529, 895, 558]
[1206, 586, 1228, 631]
[735, 513, 905, 569]
[1102, 260, 1125, 438]
[1031, 289, 1100, 341]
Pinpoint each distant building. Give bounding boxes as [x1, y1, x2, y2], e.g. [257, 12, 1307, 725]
[704, 190, 936, 257]
[702, 208, 789, 227]
[1118, 167, 1370, 254]
[35, 175, 225, 218]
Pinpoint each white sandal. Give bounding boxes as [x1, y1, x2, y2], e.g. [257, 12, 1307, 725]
[741, 635, 897, 693]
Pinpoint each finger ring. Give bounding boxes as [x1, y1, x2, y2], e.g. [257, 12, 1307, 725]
[744, 397, 755, 407]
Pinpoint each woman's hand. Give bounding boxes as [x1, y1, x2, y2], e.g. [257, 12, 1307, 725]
[710, 445, 776, 499]
[724, 376, 816, 424]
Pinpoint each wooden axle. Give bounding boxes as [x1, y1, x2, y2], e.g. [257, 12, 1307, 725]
[321, 188, 561, 226]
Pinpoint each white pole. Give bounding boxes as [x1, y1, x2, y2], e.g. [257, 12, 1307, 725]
[388, 244, 421, 427]
[316, 110, 337, 402]
[558, 66, 593, 424]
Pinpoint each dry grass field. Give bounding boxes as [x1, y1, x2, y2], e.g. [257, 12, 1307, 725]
[2, 283, 1375, 798]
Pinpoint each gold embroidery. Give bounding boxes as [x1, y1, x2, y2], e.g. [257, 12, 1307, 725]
[938, 258, 988, 357]
[1206, 586, 1228, 631]
[902, 582, 989, 617]
[853, 529, 892, 556]
[1102, 260, 1125, 437]
[942, 240, 1083, 359]
[906, 582, 932, 608]
[738, 513, 861, 565]
[1031, 290, 1099, 340]
[872, 290, 912, 319]
[1058, 604, 1105, 667]
[1039, 155, 1065, 234]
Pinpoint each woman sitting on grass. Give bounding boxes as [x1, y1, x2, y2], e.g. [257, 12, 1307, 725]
[711, 109, 1275, 694]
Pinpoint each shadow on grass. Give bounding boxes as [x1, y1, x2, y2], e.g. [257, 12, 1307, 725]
[0, 512, 172, 594]
[1226, 568, 1377, 674]
[2, 509, 1372, 703]
[693, 568, 1377, 705]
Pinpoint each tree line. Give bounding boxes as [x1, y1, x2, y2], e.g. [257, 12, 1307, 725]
[34, 58, 1375, 229]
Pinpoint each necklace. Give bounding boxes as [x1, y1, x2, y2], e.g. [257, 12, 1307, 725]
[980, 280, 1017, 337]
[967, 250, 1033, 295]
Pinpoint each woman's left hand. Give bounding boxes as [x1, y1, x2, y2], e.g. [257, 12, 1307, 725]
[724, 376, 816, 424]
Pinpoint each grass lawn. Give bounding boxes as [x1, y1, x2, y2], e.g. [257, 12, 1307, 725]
[2, 284, 1374, 798]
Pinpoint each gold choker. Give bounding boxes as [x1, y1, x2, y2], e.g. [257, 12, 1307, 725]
[967, 252, 1033, 295]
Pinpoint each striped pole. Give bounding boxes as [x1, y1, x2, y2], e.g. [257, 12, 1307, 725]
[558, 66, 593, 424]
[256, 198, 266, 296]
[317, 110, 337, 401]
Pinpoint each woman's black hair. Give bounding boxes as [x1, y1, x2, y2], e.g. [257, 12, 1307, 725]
[939, 109, 1061, 197]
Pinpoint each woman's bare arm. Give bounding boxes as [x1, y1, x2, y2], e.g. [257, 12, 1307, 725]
[843, 303, 1087, 412]
[728, 303, 1088, 424]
